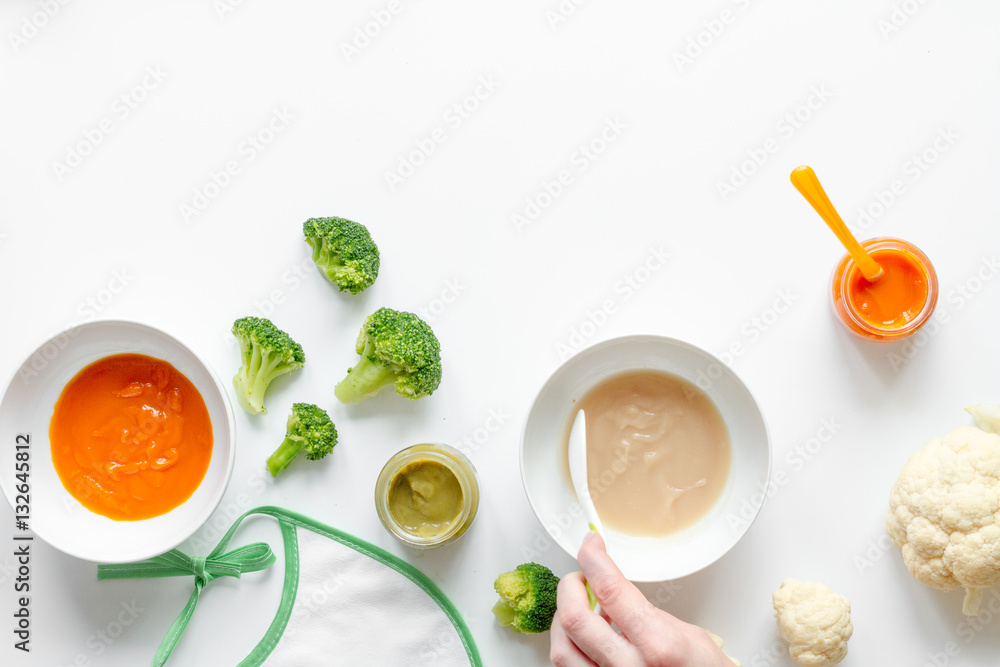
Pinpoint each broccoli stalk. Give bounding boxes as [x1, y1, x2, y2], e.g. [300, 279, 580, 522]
[338, 341, 397, 398]
[231, 317, 305, 415]
[492, 562, 560, 634]
[334, 307, 442, 404]
[303, 217, 380, 294]
[266, 403, 338, 477]
[491, 600, 519, 628]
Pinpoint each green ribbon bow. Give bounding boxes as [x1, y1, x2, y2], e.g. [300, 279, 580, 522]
[98, 542, 275, 666]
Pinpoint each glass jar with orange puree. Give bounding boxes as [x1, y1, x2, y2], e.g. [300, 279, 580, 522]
[831, 237, 938, 341]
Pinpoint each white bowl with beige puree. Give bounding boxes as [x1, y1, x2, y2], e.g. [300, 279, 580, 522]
[520, 334, 771, 582]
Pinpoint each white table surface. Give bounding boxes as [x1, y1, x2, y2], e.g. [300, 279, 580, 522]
[2, 2, 999, 665]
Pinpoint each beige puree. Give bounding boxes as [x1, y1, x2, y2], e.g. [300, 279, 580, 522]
[566, 370, 731, 536]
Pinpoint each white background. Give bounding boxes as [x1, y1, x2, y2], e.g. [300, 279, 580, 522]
[1, 1, 999, 665]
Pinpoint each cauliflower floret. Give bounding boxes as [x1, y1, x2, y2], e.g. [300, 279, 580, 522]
[886, 425, 1000, 615]
[772, 579, 852, 667]
[967, 403, 1000, 435]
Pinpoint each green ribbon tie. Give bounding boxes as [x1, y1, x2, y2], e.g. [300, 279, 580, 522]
[97, 542, 276, 666]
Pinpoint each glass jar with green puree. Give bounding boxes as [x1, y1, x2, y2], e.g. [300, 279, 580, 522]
[375, 443, 480, 548]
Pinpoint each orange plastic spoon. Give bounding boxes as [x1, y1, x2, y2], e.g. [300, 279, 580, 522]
[791, 166, 883, 282]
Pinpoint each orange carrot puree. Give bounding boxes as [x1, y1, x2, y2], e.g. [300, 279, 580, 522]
[846, 247, 929, 329]
[50, 353, 213, 521]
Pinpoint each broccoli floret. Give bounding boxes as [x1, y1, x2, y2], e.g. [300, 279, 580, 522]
[334, 308, 441, 404]
[492, 563, 560, 634]
[266, 402, 338, 477]
[231, 317, 305, 415]
[303, 217, 380, 294]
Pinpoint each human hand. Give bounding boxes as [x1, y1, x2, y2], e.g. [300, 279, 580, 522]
[550, 532, 736, 667]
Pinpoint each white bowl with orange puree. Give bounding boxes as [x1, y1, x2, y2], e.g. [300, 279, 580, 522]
[0, 320, 236, 563]
[521, 335, 771, 582]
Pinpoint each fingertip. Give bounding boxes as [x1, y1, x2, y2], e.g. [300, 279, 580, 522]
[579, 530, 605, 557]
[578, 536, 616, 578]
[557, 570, 586, 592]
[556, 571, 588, 610]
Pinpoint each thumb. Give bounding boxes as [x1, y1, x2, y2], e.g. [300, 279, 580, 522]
[578, 533, 688, 652]
[578, 530, 608, 564]
[577, 533, 654, 629]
